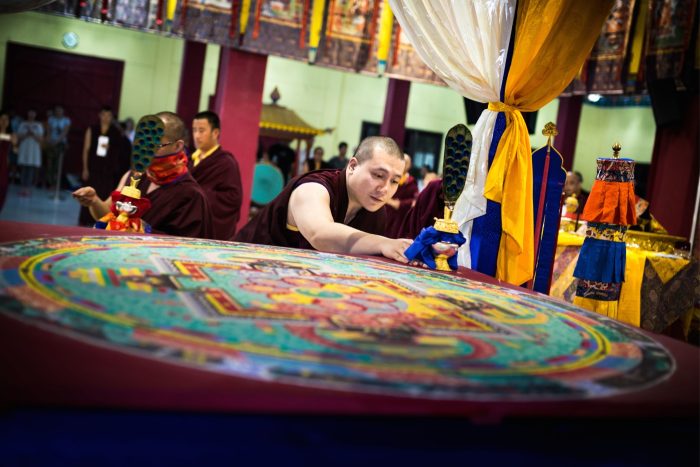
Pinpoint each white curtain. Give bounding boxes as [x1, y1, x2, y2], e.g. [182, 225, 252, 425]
[389, 0, 515, 267]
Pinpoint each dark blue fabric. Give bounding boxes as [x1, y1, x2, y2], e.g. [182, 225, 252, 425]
[469, 113, 505, 276]
[531, 147, 566, 294]
[405, 226, 466, 270]
[573, 237, 627, 283]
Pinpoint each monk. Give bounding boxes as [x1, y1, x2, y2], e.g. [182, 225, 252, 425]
[235, 136, 413, 263]
[385, 153, 419, 238]
[73, 111, 213, 239]
[190, 111, 242, 240]
[385, 178, 444, 240]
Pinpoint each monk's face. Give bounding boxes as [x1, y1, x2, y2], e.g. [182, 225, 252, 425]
[192, 118, 220, 152]
[347, 149, 405, 212]
[564, 171, 581, 196]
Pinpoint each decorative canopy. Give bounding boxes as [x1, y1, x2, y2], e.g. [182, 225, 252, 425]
[258, 87, 326, 140]
[259, 104, 326, 140]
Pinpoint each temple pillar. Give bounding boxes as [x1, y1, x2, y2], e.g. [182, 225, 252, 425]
[380, 78, 410, 147]
[554, 95, 583, 171]
[213, 48, 267, 231]
[176, 40, 206, 135]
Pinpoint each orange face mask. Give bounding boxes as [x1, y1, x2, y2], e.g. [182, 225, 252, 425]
[146, 151, 189, 185]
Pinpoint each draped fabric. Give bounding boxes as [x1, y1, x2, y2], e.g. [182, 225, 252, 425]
[389, 0, 516, 268]
[487, 0, 615, 284]
[391, 0, 613, 285]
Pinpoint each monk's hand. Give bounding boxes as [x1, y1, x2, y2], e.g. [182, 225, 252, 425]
[380, 238, 413, 264]
[72, 187, 98, 207]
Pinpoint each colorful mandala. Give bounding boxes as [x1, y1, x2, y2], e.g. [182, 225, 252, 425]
[0, 236, 674, 400]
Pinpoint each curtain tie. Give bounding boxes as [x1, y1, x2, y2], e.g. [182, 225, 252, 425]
[488, 102, 518, 113]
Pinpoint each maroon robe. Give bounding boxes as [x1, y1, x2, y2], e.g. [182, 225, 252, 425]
[0, 139, 10, 212]
[136, 172, 214, 239]
[389, 178, 445, 239]
[189, 146, 242, 241]
[385, 175, 419, 238]
[235, 169, 386, 249]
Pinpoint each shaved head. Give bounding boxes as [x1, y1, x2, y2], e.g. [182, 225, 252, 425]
[354, 136, 403, 165]
[156, 111, 187, 142]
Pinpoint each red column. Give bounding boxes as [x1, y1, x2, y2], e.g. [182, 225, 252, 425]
[380, 78, 410, 147]
[176, 40, 207, 130]
[213, 48, 267, 231]
[554, 95, 583, 171]
[647, 94, 699, 238]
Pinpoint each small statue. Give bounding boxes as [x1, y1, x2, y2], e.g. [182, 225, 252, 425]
[405, 124, 470, 271]
[95, 177, 151, 233]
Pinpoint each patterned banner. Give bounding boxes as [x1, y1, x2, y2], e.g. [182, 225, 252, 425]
[587, 0, 637, 94]
[40, 0, 439, 83]
[645, 0, 698, 81]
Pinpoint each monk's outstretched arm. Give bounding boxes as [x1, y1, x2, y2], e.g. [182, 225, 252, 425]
[289, 183, 411, 263]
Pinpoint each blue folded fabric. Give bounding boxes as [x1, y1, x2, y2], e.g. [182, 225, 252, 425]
[573, 237, 626, 283]
[404, 226, 466, 270]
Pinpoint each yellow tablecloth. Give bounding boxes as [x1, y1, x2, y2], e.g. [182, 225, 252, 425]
[551, 232, 698, 332]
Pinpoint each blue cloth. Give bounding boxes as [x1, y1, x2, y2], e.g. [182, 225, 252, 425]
[573, 237, 626, 283]
[404, 226, 466, 270]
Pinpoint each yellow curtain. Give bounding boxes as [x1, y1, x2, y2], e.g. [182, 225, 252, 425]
[483, 0, 613, 285]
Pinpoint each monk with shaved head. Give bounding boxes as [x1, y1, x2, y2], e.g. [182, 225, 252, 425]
[236, 136, 413, 263]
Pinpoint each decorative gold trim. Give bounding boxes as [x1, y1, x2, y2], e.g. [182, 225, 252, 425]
[259, 121, 326, 135]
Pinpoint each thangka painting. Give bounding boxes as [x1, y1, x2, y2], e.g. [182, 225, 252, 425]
[317, 0, 381, 72]
[587, 0, 637, 94]
[242, 0, 309, 61]
[382, 2, 441, 84]
[38, 0, 442, 84]
[260, 0, 304, 27]
[645, 0, 698, 81]
[0, 236, 675, 400]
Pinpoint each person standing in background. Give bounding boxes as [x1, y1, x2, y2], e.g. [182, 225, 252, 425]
[79, 105, 131, 226]
[0, 110, 17, 210]
[328, 141, 349, 169]
[384, 153, 419, 238]
[303, 146, 330, 173]
[16, 109, 43, 196]
[46, 105, 71, 191]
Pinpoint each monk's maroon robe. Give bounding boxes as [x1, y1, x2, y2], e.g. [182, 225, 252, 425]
[390, 178, 445, 239]
[385, 175, 419, 238]
[189, 146, 242, 241]
[138, 172, 214, 239]
[235, 169, 386, 249]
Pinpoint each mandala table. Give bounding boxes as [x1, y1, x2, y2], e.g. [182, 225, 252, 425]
[0, 221, 697, 464]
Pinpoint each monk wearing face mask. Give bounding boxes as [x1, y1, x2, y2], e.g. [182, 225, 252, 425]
[73, 111, 213, 239]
